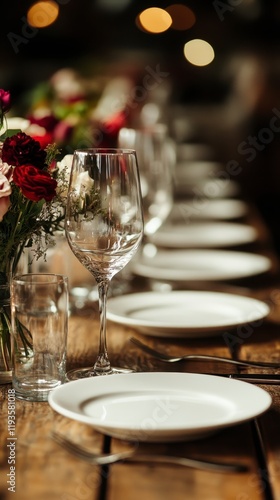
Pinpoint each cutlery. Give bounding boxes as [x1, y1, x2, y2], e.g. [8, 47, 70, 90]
[224, 373, 280, 385]
[51, 432, 136, 465]
[51, 432, 247, 473]
[130, 337, 280, 369]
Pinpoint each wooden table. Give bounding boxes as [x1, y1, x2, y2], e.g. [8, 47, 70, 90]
[1, 203, 280, 500]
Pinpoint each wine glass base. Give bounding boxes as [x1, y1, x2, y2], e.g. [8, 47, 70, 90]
[66, 366, 133, 381]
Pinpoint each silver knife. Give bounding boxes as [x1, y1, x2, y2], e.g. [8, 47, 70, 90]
[211, 373, 280, 385]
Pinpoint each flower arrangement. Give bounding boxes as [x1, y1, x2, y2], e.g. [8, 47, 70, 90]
[0, 89, 70, 273]
[0, 88, 69, 372]
[24, 68, 131, 153]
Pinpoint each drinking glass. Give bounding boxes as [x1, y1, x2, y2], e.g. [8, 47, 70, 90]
[118, 125, 174, 238]
[11, 273, 69, 401]
[65, 148, 144, 378]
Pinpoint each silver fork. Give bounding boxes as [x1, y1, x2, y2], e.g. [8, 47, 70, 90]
[130, 337, 280, 368]
[51, 431, 136, 465]
[51, 432, 247, 473]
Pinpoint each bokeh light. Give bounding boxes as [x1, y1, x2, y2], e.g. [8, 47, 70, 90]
[137, 8, 172, 34]
[184, 39, 215, 66]
[27, 1, 59, 28]
[166, 4, 196, 30]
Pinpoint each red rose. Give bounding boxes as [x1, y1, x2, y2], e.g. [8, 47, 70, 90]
[102, 111, 127, 135]
[30, 131, 53, 149]
[13, 164, 57, 202]
[2, 132, 46, 169]
[98, 111, 127, 147]
[0, 89, 11, 114]
[28, 113, 58, 132]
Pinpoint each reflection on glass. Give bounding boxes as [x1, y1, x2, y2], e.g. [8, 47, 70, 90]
[65, 148, 144, 378]
[118, 124, 175, 238]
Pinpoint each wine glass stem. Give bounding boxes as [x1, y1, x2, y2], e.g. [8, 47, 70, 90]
[94, 280, 112, 375]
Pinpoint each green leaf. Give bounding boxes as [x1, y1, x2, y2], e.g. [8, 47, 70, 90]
[0, 128, 21, 140]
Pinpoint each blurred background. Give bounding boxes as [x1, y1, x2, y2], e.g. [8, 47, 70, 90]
[1, 0, 280, 256]
[2, 1, 280, 99]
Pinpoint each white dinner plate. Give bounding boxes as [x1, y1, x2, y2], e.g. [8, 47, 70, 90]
[175, 178, 241, 198]
[107, 291, 270, 338]
[174, 160, 222, 183]
[150, 222, 257, 248]
[133, 249, 272, 282]
[48, 373, 272, 442]
[171, 199, 248, 221]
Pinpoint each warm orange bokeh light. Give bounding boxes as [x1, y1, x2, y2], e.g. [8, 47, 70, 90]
[166, 4, 196, 30]
[138, 7, 172, 34]
[27, 1, 59, 28]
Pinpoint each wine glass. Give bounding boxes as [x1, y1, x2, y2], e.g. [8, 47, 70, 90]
[65, 148, 144, 378]
[118, 125, 174, 238]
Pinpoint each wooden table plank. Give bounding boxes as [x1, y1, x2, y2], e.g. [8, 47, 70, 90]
[107, 424, 263, 500]
[257, 388, 280, 500]
[0, 386, 105, 500]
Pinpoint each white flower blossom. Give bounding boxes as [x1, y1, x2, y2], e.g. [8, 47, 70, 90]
[56, 154, 73, 198]
[0, 172, 11, 221]
[74, 171, 94, 193]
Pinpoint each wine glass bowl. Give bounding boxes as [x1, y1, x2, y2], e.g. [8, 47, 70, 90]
[118, 125, 174, 237]
[65, 148, 144, 378]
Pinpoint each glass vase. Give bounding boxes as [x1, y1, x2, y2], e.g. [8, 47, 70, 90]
[0, 282, 12, 383]
[0, 251, 29, 384]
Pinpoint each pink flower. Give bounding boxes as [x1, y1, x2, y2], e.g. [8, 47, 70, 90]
[0, 172, 11, 221]
[0, 151, 13, 180]
[53, 120, 74, 144]
[0, 89, 11, 115]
